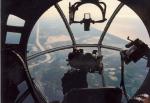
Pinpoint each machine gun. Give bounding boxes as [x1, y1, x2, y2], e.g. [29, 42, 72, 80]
[67, 49, 103, 73]
[121, 37, 150, 65]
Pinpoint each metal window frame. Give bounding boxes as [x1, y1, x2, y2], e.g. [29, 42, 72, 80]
[27, 2, 124, 60]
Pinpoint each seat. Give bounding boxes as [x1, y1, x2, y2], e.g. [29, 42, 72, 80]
[63, 87, 122, 103]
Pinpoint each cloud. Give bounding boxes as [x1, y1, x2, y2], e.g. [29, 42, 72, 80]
[108, 75, 118, 81]
[44, 35, 71, 44]
[104, 68, 116, 72]
[32, 46, 38, 52]
[82, 36, 99, 44]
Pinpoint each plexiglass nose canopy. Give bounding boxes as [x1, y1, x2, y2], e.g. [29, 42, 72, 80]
[26, 1, 150, 103]
[27, 2, 124, 60]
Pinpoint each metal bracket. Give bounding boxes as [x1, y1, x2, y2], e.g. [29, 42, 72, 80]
[69, 0, 107, 31]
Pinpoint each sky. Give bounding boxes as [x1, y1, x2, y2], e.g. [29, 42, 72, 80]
[7, 0, 150, 46]
[39, 0, 150, 45]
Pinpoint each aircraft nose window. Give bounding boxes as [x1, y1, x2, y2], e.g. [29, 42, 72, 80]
[25, 0, 150, 103]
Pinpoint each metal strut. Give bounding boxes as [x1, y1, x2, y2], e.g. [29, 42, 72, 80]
[55, 3, 76, 49]
[101, 70, 106, 87]
[15, 89, 30, 103]
[96, 2, 124, 89]
[27, 44, 123, 61]
[120, 52, 129, 102]
[98, 3, 124, 56]
[12, 50, 47, 103]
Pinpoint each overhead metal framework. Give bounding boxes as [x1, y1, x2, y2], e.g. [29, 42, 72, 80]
[55, 4, 76, 48]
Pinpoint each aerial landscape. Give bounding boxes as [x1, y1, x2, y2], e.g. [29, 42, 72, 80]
[27, 19, 148, 102]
